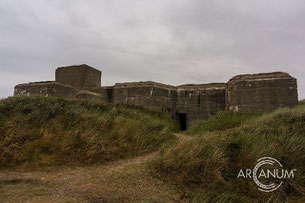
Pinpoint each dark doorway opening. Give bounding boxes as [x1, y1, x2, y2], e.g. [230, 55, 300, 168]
[177, 113, 187, 131]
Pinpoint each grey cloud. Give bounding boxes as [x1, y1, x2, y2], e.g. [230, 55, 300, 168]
[0, 0, 304, 99]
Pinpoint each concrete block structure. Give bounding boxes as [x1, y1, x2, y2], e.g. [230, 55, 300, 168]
[14, 81, 78, 98]
[14, 64, 298, 130]
[226, 72, 298, 112]
[55, 64, 101, 89]
[176, 84, 226, 128]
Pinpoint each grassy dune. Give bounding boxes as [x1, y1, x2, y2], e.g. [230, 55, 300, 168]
[150, 101, 305, 202]
[0, 96, 177, 168]
[1, 96, 305, 202]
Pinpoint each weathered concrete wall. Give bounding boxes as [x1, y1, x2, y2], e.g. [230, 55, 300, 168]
[108, 82, 226, 128]
[56, 64, 101, 89]
[177, 83, 226, 127]
[111, 82, 177, 119]
[226, 72, 298, 112]
[14, 82, 78, 98]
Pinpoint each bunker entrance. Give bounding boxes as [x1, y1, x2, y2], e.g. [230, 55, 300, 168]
[177, 113, 187, 131]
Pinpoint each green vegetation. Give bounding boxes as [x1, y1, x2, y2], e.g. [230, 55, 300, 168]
[150, 105, 305, 202]
[299, 99, 305, 106]
[2, 96, 305, 202]
[0, 96, 177, 168]
[186, 110, 259, 136]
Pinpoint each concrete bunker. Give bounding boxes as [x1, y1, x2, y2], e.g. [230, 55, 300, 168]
[14, 64, 299, 128]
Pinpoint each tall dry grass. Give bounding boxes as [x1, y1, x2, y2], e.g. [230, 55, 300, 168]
[0, 96, 177, 168]
[150, 104, 305, 202]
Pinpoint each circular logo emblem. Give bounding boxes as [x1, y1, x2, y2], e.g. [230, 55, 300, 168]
[253, 157, 283, 192]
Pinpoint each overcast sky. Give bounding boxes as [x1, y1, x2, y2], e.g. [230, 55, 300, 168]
[1, 0, 304, 99]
